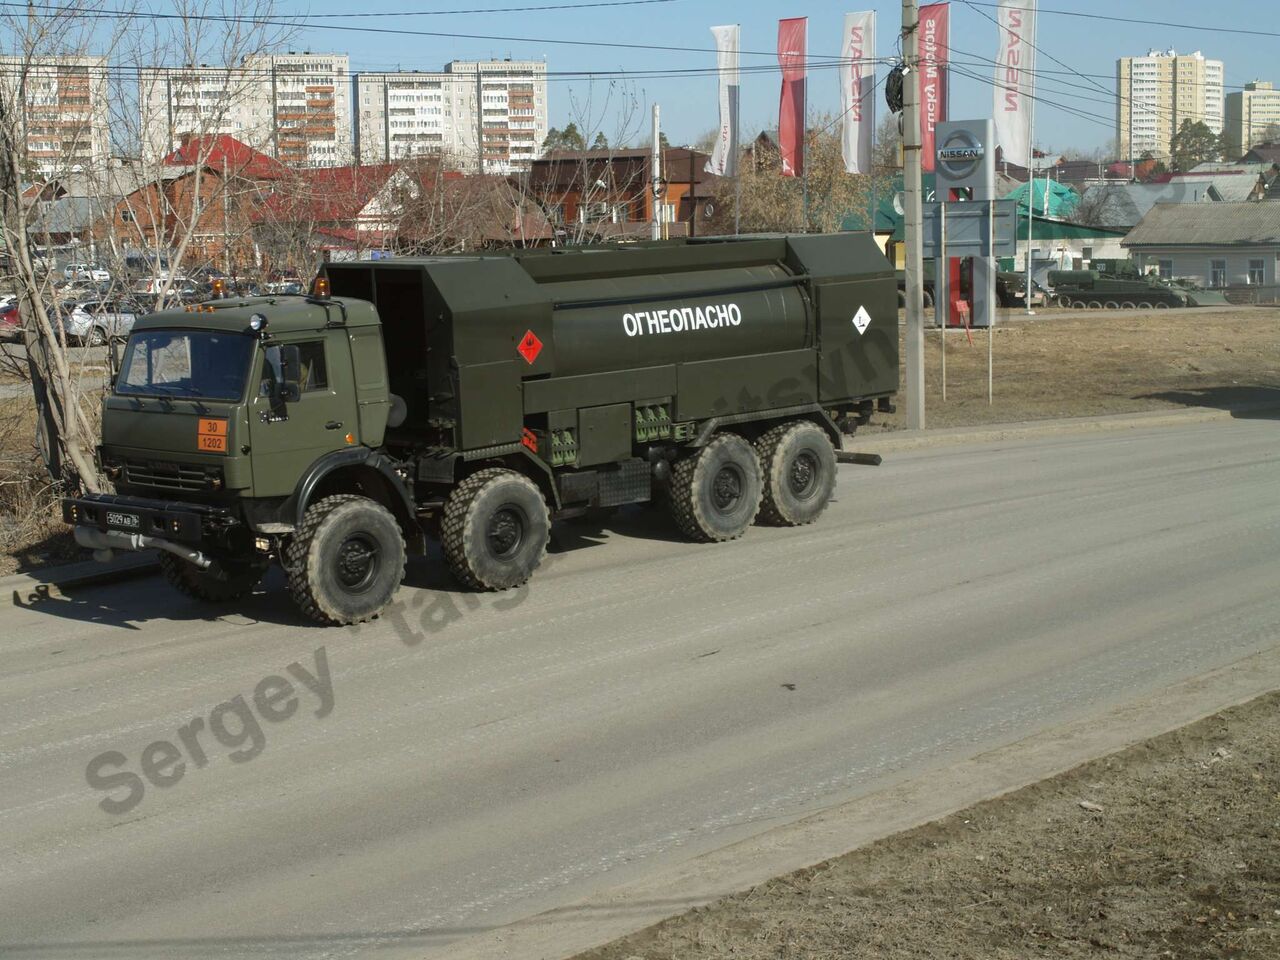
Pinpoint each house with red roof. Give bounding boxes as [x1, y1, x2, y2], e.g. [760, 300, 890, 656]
[251, 158, 547, 271]
[107, 136, 285, 274]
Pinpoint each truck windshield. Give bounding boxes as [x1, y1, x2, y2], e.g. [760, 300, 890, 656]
[117, 330, 255, 401]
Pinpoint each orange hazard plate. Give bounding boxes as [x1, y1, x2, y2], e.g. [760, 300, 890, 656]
[197, 418, 228, 453]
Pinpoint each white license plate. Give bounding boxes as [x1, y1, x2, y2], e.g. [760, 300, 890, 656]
[106, 511, 140, 529]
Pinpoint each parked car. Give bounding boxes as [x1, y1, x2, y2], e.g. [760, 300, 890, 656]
[60, 298, 141, 345]
[263, 274, 304, 295]
[0, 299, 20, 341]
[130, 276, 198, 299]
[63, 262, 111, 283]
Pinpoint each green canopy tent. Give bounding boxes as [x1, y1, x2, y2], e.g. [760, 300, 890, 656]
[1004, 178, 1080, 218]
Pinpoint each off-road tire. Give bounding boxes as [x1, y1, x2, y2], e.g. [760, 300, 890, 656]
[159, 552, 267, 603]
[285, 494, 405, 624]
[441, 468, 549, 590]
[754, 421, 837, 526]
[669, 433, 762, 543]
[922, 289, 934, 309]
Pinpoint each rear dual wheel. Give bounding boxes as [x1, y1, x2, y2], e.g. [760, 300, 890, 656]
[755, 421, 837, 526]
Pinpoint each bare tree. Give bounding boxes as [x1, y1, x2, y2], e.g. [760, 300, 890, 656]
[102, 0, 294, 305]
[514, 80, 646, 246]
[0, 2, 130, 490]
[708, 116, 872, 236]
[1, 0, 294, 494]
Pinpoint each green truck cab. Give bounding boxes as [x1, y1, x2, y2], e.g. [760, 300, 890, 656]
[64, 233, 899, 625]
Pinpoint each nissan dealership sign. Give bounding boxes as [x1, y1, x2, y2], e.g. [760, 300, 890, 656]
[934, 119, 995, 194]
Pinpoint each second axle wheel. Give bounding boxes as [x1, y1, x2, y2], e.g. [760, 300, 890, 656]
[442, 468, 550, 590]
[669, 433, 762, 542]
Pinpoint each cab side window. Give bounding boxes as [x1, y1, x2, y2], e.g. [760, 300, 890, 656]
[259, 340, 329, 396]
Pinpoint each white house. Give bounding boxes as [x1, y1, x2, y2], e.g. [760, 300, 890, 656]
[1122, 201, 1280, 289]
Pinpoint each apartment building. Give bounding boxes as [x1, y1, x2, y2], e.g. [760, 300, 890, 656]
[0, 55, 110, 176]
[354, 71, 459, 165]
[354, 60, 547, 173]
[140, 53, 352, 167]
[1224, 81, 1280, 159]
[1116, 49, 1224, 162]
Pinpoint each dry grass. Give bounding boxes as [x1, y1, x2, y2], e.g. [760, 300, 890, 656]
[871, 307, 1280, 432]
[0, 351, 108, 577]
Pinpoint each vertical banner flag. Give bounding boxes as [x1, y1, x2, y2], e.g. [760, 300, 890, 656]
[918, 3, 949, 172]
[706, 25, 741, 176]
[840, 11, 876, 175]
[777, 17, 807, 178]
[993, 0, 1036, 164]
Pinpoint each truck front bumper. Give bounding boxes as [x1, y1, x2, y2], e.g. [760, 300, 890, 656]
[62, 494, 236, 566]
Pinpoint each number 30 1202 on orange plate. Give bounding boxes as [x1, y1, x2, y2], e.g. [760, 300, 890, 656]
[197, 418, 228, 453]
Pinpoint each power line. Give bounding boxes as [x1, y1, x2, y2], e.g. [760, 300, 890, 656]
[0, 1, 856, 60]
[0, 58, 884, 84]
[959, 1, 1280, 40]
[959, 0, 1112, 100]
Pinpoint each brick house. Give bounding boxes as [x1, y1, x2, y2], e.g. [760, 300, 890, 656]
[109, 135, 287, 273]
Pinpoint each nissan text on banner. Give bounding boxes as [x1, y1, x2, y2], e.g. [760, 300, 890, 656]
[919, 3, 949, 173]
[840, 11, 875, 175]
[993, 0, 1036, 166]
[777, 17, 807, 178]
[706, 25, 741, 177]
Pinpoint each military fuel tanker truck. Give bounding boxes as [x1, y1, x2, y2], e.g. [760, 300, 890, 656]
[63, 234, 897, 624]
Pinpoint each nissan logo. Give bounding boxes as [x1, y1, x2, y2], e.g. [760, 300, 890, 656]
[936, 129, 985, 181]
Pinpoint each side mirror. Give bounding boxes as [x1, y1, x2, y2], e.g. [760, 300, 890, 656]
[278, 344, 302, 403]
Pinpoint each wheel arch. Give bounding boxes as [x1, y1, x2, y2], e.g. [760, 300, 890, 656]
[288, 449, 424, 553]
[689, 404, 842, 451]
[460, 447, 560, 511]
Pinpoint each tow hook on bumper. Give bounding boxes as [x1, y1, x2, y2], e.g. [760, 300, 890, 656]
[73, 526, 213, 569]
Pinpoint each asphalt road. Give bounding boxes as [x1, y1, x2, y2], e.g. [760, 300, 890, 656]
[2, 416, 1279, 959]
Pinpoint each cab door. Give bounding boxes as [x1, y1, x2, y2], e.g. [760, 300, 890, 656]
[247, 334, 359, 497]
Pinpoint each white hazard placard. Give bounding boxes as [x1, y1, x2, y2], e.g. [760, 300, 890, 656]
[851, 306, 871, 335]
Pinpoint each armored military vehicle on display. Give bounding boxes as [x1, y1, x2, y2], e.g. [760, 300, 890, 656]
[1047, 260, 1228, 309]
[63, 234, 898, 624]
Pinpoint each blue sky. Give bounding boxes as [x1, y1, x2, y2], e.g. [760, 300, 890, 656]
[183, 1, 1280, 152]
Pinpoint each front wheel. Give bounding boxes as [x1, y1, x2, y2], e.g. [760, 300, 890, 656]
[285, 494, 406, 624]
[669, 433, 762, 542]
[441, 468, 550, 590]
[755, 421, 837, 526]
[159, 552, 267, 603]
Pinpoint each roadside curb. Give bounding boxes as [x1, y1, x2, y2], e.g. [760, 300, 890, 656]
[435, 645, 1280, 960]
[2, 553, 159, 608]
[846, 401, 1280, 454]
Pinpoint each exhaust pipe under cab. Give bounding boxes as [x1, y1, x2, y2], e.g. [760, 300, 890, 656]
[72, 524, 213, 568]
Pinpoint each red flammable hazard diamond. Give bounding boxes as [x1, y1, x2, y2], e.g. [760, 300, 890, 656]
[517, 329, 543, 364]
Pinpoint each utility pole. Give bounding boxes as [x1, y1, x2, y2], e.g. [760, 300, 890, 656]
[901, 0, 925, 430]
[650, 104, 661, 241]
